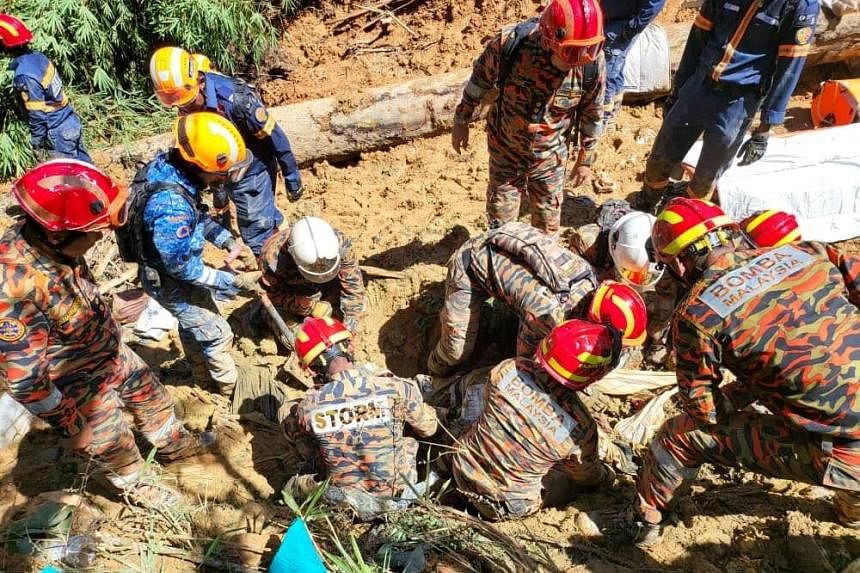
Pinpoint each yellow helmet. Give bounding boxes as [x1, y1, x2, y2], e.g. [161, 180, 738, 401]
[191, 53, 212, 73]
[174, 112, 251, 179]
[149, 47, 200, 107]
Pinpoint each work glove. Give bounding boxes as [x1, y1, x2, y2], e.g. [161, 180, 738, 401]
[287, 186, 303, 202]
[661, 93, 678, 117]
[232, 271, 263, 293]
[310, 300, 333, 318]
[736, 131, 769, 166]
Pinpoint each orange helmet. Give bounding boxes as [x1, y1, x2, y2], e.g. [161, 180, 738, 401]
[0, 14, 33, 49]
[586, 281, 648, 347]
[740, 210, 801, 248]
[174, 112, 250, 179]
[295, 317, 352, 371]
[12, 159, 128, 232]
[536, 319, 621, 390]
[811, 79, 860, 128]
[539, 0, 604, 66]
[149, 47, 200, 107]
[652, 198, 736, 263]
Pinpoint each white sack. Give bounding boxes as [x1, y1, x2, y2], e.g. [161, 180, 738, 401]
[622, 23, 672, 99]
[615, 387, 679, 446]
[682, 123, 860, 242]
[134, 297, 179, 341]
[0, 394, 34, 448]
[590, 369, 677, 396]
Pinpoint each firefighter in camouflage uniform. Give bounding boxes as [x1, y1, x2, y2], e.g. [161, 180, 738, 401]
[452, 0, 606, 234]
[426, 221, 599, 376]
[0, 160, 209, 506]
[282, 318, 439, 519]
[450, 319, 623, 520]
[259, 216, 366, 342]
[624, 198, 860, 545]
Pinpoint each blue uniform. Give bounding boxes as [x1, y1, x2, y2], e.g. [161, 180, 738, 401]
[8, 50, 91, 163]
[601, 0, 667, 123]
[644, 0, 818, 199]
[136, 153, 239, 394]
[199, 73, 301, 254]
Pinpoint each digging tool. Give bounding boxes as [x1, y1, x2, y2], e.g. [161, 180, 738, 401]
[259, 291, 296, 349]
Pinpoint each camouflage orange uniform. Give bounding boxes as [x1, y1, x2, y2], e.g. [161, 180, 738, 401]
[259, 227, 365, 334]
[455, 18, 606, 233]
[636, 242, 860, 527]
[0, 223, 191, 488]
[451, 357, 606, 519]
[283, 365, 439, 496]
[427, 222, 597, 375]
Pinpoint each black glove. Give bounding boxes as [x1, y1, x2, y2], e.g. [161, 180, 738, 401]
[287, 186, 303, 202]
[661, 93, 678, 117]
[736, 132, 769, 166]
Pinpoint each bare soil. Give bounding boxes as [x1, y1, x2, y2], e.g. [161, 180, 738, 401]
[1, 0, 858, 571]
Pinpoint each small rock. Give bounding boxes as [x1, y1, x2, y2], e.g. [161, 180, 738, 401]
[258, 337, 278, 356]
[237, 337, 257, 357]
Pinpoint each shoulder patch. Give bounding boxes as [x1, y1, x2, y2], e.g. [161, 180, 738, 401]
[795, 26, 812, 44]
[0, 317, 26, 342]
[310, 397, 392, 435]
[175, 225, 191, 239]
[699, 246, 816, 317]
[254, 106, 268, 124]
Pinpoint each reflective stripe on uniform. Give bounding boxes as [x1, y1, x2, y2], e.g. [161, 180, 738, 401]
[711, 0, 762, 81]
[254, 114, 277, 139]
[145, 413, 179, 444]
[694, 13, 714, 31]
[777, 44, 811, 57]
[40, 62, 56, 89]
[650, 438, 700, 479]
[22, 387, 63, 414]
[23, 95, 68, 112]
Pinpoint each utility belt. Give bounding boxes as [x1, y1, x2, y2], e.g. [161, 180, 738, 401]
[23, 95, 69, 113]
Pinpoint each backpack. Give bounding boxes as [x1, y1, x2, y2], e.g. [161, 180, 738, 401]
[495, 20, 601, 124]
[485, 222, 596, 294]
[116, 163, 199, 266]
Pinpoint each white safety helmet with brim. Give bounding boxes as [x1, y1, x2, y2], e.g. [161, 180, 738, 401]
[289, 216, 341, 284]
[609, 211, 664, 288]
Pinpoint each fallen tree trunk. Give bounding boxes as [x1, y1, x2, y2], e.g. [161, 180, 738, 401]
[103, 13, 860, 168]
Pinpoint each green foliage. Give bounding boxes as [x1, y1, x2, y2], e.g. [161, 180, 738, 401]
[0, 0, 297, 179]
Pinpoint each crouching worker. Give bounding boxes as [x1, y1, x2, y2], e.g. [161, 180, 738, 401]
[259, 216, 366, 343]
[0, 160, 211, 506]
[282, 318, 439, 520]
[118, 112, 263, 397]
[451, 319, 622, 520]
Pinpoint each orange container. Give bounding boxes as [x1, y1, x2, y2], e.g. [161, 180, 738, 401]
[811, 78, 860, 128]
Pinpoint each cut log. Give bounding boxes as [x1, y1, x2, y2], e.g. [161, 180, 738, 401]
[102, 14, 860, 169]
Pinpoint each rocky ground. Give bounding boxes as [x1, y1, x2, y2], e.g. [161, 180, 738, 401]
[0, 0, 858, 570]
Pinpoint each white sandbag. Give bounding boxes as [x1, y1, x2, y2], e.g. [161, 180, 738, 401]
[590, 368, 677, 396]
[821, 0, 859, 17]
[682, 123, 860, 242]
[622, 23, 672, 100]
[133, 297, 178, 341]
[0, 394, 34, 448]
[615, 387, 678, 446]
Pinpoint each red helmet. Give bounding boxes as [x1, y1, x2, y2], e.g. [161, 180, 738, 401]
[652, 198, 736, 263]
[535, 319, 621, 390]
[295, 317, 352, 371]
[12, 160, 129, 232]
[0, 14, 33, 49]
[586, 281, 648, 347]
[539, 0, 604, 66]
[740, 210, 801, 248]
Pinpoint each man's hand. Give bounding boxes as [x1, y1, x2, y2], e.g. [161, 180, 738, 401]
[64, 423, 94, 453]
[452, 122, 470, 154]
[737, 126, 771, 166]
[232, 271, 263, 293]
[569, 164, 592, 188]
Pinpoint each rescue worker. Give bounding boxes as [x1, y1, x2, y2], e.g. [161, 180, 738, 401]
[119, 112, 263, 397]
[0, 160, 209, 505]
[623, 198, 860, 545]
[0, 14, 91, 163]
[426, 221, 599, 376]
[282, 317, 439, 520]
[452, 0, 607, 234]
[149, 47, 302, 255]
[601, 0, 667, 126]
[451, 319, 621, 520]
[636, 0, 819, 208]
[259, 216, 366, 341]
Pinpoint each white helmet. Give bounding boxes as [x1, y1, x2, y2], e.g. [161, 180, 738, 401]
[609, 211, 664, 288]
[289, 216, 341, 284]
